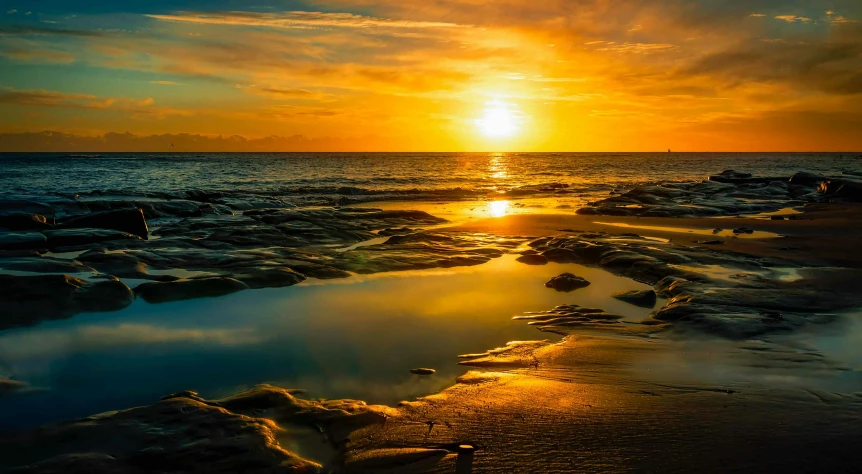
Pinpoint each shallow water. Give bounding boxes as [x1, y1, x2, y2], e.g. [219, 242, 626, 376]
[594, 221, 782, 239]
[0, 255, 655, 432]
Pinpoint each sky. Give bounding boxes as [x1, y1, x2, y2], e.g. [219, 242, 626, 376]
[1, 0, 861, 151]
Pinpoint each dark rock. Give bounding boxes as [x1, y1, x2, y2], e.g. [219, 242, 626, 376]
[60, 208, 149, 238]
[612, 289, 658, 308]
[134, 277, 250, 303]
[0, 232, 48, 250]
[410, 368, 436, 375]
[733, 228, 754, 235]
[231, 268, 306, 289]
[0, 274, 133, 329]
[43, 229, 140, 248]
[0, 390, 323, 474]
[0, 213, 51, 231]
[545, 273, 591, 292]
[516, 253, 549, 265]
[0, 257, 93, 274]
[696, 240, 724, 245]
[789, 171, 827, 187]
[818, 178, 862, 202]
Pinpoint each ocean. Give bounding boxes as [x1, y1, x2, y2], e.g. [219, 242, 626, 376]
[1, 152, 859, 214]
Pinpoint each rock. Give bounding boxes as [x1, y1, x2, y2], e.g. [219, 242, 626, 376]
[818, 178, 862, 202]
[0, 274, 134, 329]
[60, 208, 149, 238]
[733, 228, 754, 235]
[134, 277, 250, 303]
[513, 305, 623, 333]
[516, 253, 549, 265]
[789, 171, 827, 187]
[545, 273, 591, 292]
[43, 228, 140, 248]
[0, 393, 321, 474]
[0, 213, 51, 231]
[0, 232, 48, 250]
[410, 368, 436, 375]
[612, 289, 658, 308]
[696, 240, 724, 245]
[231, 268, 306, 289]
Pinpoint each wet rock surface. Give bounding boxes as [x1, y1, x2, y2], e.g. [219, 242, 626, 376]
[576, 169, 854, 218]
[59, 208, 149, 238]
[134, 277, 251, 304]
[0, 274, 134, 330]
[612, 289, 658, 308]
[514, 304, 624, 333]
[544, 273, 591, 292]
[0, 385, 391, 474]
[529, 232, 862, 338]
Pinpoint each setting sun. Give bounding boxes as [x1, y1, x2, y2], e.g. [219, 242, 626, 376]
[477, 101, 519, 138]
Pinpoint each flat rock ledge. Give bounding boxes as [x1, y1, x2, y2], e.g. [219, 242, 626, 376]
[0, 384, 393, 474]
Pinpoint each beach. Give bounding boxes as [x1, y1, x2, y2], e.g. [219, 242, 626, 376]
[1, 154, 862, 473]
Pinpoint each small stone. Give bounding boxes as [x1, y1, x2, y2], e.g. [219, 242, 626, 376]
[410, 368, 436, 376]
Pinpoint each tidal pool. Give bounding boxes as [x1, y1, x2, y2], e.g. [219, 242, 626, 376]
[0, 255, 655, 432]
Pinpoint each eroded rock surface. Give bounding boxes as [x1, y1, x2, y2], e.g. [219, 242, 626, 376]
[576, 169, 848, 218]
[0, 385, 391, 474]
[528, 233, 862, 338]
[612, 289, 658, 308]
[0, 274, 134, 330]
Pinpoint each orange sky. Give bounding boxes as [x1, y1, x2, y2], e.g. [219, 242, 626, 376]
[1, 1, 862, 151]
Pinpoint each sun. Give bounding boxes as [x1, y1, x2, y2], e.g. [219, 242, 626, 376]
[476, 101, 519, 138]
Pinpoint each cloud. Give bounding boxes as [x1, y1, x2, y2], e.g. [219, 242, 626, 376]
[151, 80, 180, 85]
[0, 88, 191, 119]
[588, 41, 678, 54]
[0, 25, 105, 37]
[0, 131, 393, 152]
[749, 13, 766, 17]
[147, 11, 468, 30]
[775, 15, 812, 23]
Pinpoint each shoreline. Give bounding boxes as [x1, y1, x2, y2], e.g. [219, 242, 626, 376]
[2, 170, 862, 472]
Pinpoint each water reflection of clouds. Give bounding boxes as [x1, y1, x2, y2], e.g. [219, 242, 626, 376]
[0, 324, 261, 359]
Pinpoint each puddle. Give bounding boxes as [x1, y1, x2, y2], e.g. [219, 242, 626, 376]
[595, 221, 782, 239]
[335, 236, 390, 252]
[725, 207, 804, 220]
[0, 255, 655, 432]
[42, 250, 87, 260]
[670, 264, 806, 283]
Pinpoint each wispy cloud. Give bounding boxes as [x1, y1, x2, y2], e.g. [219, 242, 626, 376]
[0, 25, 105, 37]
[147, 11, 468, 30]
[775, 15, 812, 23]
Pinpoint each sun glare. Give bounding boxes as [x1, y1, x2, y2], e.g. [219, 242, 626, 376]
[489, 200, 510, 217]
[477, 101, 519, 138]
